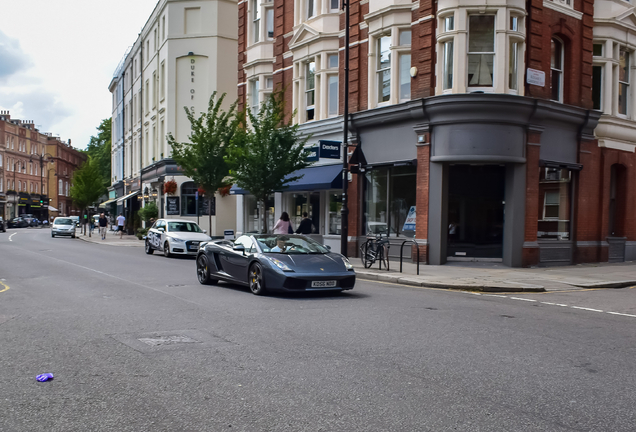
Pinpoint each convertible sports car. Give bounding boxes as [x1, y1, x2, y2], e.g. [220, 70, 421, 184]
[196, 234, 356, 295]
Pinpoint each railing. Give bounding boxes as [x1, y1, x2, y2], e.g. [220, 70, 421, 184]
[399, 240, 421, 275]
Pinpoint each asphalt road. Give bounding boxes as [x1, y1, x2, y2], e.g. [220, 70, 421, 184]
[1, 228, 635, 431]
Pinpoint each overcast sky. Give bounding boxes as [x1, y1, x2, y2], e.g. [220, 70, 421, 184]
[0, 0, 159, 149]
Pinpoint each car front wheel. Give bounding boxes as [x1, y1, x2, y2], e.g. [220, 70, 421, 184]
[249, 263, 267, 295]
[196, 254, 218, 285]
[163, 241, 171, 258]
[145, 240, 154, 255]
[51, 233, 55, 238]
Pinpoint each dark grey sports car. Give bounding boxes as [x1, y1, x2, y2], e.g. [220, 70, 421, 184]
[196, 234, 356, 295]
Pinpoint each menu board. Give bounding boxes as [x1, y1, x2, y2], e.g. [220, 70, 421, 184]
[166, 197, 180, 215]
[199, 197, 215, 216]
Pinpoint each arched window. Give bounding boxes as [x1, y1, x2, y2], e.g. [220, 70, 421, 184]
[181, 182, 198, 216]
[551, 38, 564, 102]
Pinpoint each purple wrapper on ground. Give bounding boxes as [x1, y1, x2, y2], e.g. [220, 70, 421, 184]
[36, 373, 54, 382]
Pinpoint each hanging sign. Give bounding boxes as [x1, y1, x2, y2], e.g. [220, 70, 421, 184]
[319, 140, 341, 159]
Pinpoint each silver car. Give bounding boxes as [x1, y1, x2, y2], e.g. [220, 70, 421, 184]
[51, 217, 76, 238]
[145, 219, 211, 257]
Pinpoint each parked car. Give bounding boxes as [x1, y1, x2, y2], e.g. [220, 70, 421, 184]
[195, 234, 356, 295]
[0, 216, 5, 232]
[7, 217, 29, 228]
[144, 219, 212, 257]
[51, 217, 76, 238]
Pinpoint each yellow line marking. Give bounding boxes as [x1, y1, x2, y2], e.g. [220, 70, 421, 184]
[0, 281, 9, 293]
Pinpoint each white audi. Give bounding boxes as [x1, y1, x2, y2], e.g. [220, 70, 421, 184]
[145, 219, 212, 257]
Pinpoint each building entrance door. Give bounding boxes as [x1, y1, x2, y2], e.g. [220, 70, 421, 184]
[447, 165, 505, 259]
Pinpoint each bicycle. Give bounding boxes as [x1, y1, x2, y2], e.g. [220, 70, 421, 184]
[360, 234, 390, 270]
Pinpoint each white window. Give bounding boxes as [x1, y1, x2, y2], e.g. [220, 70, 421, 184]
[59, 179, 62, 194]
[160, 61, 165, 100]
[468, 15, 495, 88]
[253, 0, 261, 43]
[442, 41, 454, 90]
[377, 36, 391, 103]
[328, 75, 338, 117]
[619, 49, 629, 116]
[330, 0, 339, 11]
[543, 191, 560, 219]
[266, 77, 273, 89]
[306, 61, 316, 120]
[266, 8, 274, 39]
[307, 0, 314, 19]
[399, 53, 411, 101]
[551, 38, 564, 102]
[250, 79, 260, 116]
[509, 42, 519, 91]
[444, 15, 454, 32]
[0, 178, 3, 192]
[328, 54, 338, 69]
[0, 154, 2, 167]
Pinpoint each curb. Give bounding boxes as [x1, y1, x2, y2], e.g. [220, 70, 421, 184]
[355, 271, 546, 293]
[564, 280, 636, 289]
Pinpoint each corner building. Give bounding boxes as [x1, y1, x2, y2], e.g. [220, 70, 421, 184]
[238, 0, 636, 266]
[109, 0, 238, 235]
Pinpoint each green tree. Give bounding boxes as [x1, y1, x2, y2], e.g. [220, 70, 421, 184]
[226, 91, 312, 233]
[167, 92, 239, 230]
[85, 118, 111, 187]
[69, 157, 106, 236]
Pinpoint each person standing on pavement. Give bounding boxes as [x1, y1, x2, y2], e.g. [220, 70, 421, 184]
[295, 212, 315, 235]
[271, 212, 292, 234]
[98, 213, 108, 240]
[116, 213, 126, 239]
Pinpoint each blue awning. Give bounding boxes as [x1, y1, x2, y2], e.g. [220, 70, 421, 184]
[229, 164, 343, 195]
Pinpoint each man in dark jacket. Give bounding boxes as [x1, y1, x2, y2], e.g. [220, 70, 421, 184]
[98, 213, 108, 240]
[295, 212, 314, 235]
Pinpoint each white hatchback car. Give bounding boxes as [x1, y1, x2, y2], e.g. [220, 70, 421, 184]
[145, 219, 212, 257]
[51, 217, 77, 238]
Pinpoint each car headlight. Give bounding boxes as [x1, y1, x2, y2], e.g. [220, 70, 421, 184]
[342, 257, 354, 270]
[265, 256, 293, 272]
[169, 237, 185, 243]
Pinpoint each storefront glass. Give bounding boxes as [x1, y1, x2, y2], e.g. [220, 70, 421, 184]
[286, 191, 320, 234]
[245, 194, 275, 233]
[364, 166, 416, 237]
[537, 168, 571, 240]
[328, 192, 341, 235]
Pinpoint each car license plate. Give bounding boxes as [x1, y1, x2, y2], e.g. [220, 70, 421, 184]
[311, 280, 337, 288]
[189, 244, 198, 250]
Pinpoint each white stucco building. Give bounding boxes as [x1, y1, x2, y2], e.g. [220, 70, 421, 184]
[108, 0, 238, 236]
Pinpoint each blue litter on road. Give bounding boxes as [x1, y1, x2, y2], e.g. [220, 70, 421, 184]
[36, 373, 54, 382]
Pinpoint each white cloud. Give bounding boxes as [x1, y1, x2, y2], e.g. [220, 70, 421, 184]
[0, 0, 159, 148]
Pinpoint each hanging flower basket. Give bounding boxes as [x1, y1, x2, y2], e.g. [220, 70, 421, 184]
[218, 184, 232, 197]
[197, 186, 206, 197]
[163, 179, 177, 195]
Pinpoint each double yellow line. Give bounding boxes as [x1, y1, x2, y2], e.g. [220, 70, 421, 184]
[0, 281, 9, 293]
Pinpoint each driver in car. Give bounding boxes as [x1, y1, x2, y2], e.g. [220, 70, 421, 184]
[271, 236, 289, 253]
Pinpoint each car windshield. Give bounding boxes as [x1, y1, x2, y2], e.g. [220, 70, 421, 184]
[55, 218, 73, 225]
[255, 235, 330, 254]
[167, 222, 203, 233]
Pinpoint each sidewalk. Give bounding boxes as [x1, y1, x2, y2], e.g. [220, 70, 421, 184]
[353, 258, 636, 292]
[76, 229, 143, 247]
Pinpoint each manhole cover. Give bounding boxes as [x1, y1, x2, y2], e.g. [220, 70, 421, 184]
[138, 335, 200, 346]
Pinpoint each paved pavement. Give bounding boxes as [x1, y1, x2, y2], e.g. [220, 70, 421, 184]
[76, 231, 636, 292]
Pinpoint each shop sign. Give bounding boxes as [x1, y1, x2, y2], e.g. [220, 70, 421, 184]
[526, 68, 545, 87]
[306, 145, 319, 162]
[319, 140, 341, 159]
[402, 206, 416, 231]
[166, 196, 180, 215]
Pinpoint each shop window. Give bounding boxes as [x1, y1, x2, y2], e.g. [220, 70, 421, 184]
[181, 182, 199, 216]
[538, 168, 571, 240]
[364, 165, 416, 237]
[467, 15, 495, 89]
[328, 192, 342, 235]
[619, 49, 630, 116]
[245, 194, 275, 233]
[377, 35, 391, 103]
[305, 61, 315, 121]
[551, 38, 564, 102]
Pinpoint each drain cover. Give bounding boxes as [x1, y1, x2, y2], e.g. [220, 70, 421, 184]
[138, 335, 200, 346]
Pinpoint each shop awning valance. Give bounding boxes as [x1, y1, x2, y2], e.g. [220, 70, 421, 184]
[229, 164, 343, 195]
[116, 190, 139, 203]
[99, 198, 117, 208]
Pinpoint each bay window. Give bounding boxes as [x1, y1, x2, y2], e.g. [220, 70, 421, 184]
[619, 49, 629, 116]
[377, 35, 391, 103]
[253, 0, 261, 43]
[250, 79, 260, 116]
[442, 40, 454, 90]
[467, 15, 495, 88]
[305, 61, 315, 121]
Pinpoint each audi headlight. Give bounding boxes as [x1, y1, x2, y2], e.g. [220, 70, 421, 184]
[169, 237, 185, 243]
[342, 257, 354, 270]
[265, 256, 293, 272]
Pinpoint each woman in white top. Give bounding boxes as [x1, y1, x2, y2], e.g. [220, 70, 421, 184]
[272, 212, 292, 234]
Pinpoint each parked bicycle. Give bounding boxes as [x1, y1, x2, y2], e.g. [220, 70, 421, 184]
[360, 234, 390, 269]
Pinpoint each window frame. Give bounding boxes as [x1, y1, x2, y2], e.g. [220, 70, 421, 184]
[550, 37, 564, 103]
[305, 60, 316, 121]
[376, 34, 392, 105]
[467, 14, 496, 91]
[618, 48, 630, 117]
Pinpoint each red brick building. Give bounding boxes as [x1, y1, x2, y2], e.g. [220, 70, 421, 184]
[236, 0, 636, 266]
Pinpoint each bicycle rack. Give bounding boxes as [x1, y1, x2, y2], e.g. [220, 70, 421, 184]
[399, 240, 421, 275]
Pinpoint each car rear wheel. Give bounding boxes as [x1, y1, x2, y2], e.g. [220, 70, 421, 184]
[145, 240, 154, 255]
[196, 255, 218, 285]
[249, 263, 267, 295]
[72, 233, 76, 239]
[163, 241, 172, 258]
[51, 233, 55, 238]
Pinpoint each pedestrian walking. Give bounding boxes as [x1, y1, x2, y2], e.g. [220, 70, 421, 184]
[116, 213, 126, 239]
[295, 212, 315, 235]
[98, 213, 108, 240]
[272, 212, 292, 234]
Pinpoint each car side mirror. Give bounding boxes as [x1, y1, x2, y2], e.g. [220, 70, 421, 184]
[158, 227, 165, 232]
[324, 245, 331, 250]
[203, 229, 207, 233]
[233, 244, 245, 253]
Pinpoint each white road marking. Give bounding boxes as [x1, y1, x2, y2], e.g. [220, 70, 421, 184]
[570, 306, 604, 312]
[606, 312, 636, 318]
[510, 297, 537, 302]
[8, 233, 16, 241]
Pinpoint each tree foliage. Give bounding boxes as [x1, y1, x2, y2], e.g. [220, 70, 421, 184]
[85, 118, 111, 187]
[138, 201, 158, 222]
[70, 157, 106, 235]
[167, 92, 238, 228]
[226, 91, 312, 232]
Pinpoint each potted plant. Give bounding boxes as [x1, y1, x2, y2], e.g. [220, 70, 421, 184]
[163, 179, 177, 195]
